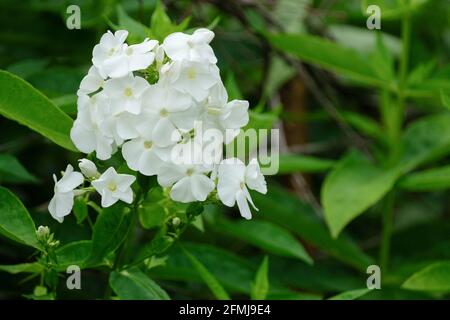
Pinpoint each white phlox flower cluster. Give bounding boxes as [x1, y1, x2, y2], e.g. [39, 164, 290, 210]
[49, 28, 267, 222]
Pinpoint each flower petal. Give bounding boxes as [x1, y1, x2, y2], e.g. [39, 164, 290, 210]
[236, 189, 252, 220]
[190, 174, 215, 201]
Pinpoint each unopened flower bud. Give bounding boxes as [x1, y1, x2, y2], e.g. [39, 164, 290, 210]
[155, 45, 164, 64]
[33, 286, 47, 297]
[78, 158, 99, 179]
[49, 240, 60, 248]
[172, 217, 181, 226]
[36, 226, 50, 241]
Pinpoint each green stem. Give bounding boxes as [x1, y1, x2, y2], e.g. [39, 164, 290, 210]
[379, 9, 411, 273]
[379, 190, 396, 272]
[104, 204, 139, 299]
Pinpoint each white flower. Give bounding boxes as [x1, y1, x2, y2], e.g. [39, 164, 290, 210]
[70, 94, 115, 160]
[78, 158, 99, 178]
[48, 165, 84, 223]
[154, 44, 165, 65]
[92, 167, 136, 207]
[163, 28, 217, 64]
[217, 158, 267, 219]
[141, 82, 195, 146]
[163, 60, 220, 102]
[199, 81, 249, 142]
[220, 100, 249, 143]
[92, 30, 158, 79]
[103, 74, 150, 115]
[121, 114, 170, 176]
[158, 162, 214, 203]
[92, 30, 129, 78]
[77, 66, 105, 96]
[121, 39, 158, 72]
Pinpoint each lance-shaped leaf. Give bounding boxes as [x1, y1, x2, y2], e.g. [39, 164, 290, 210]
[184, 247, 231, 300]
[0, 70, 77, 151]
[321, 150, 400, 238]
[87, 204, 133, 265]
[399, 113, 450, 173]
[251, 256, 269, 300]
[266, 33, 384, 87]
[0, 186, 41, 249]
[403, 261, 450, 292]
[328, 288, 371, 300]
[0, 154, 38, 184]
[109, 267, 170, 300]
[213, 218, 312, 264]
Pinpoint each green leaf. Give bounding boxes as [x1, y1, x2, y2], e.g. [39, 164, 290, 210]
[150, 243, 255, 294]
[0, 70, 77, 151]
[251, 256, 269, 300]
[73, 198, 88, 224]
[322, 150, 399, 237]
[252, 184, 374, 270]
[0, 262, 43, 274]
[133, 231, 174, 265]
[398, 165, 450, 192]
[6, 58, 49, 80]
[248, 110, 278, 130]
[109, 267, 170, 300]
[149, 0, 190, 42]
[441, 90, 450, 110]
[0, 154, 38, 184]
[328, 288, 371, 300]
[51, 94, 77, 115]
[402, 261, 450, 292]
[266, 33, 383, 87]
[150, 243, 315, 295]
[406, 66, 450, 98]
[183, 247, 231, 300]
[138, 202, 166, 229]
[361, 0, 429, 20]
[214, 219, 312, 264]
[399, 114, 450, 173]
[87, 204, 132, 265]
[225, 72, 243, 100]
[55, 240, 94, 271]
[369, 31, 395, 83]
[328, 25, 400, 57]
[0, 186, 40, 249]
[116, 5, 150, 43]
[273, 0, 310, 33]
[191, 215, 204, 232]
[341, 111, 387, 145]
[278, 154, 335, 174]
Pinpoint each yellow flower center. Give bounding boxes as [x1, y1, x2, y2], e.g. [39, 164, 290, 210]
[187, 68, 196, 80]
[143, 140, 153, 149]
[186, 168, 194, 176]
[240, 181, 245, 190]
[108, 182, 117, 192]
[124, 88, 133, 97]
[159, 108, 169, 117]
